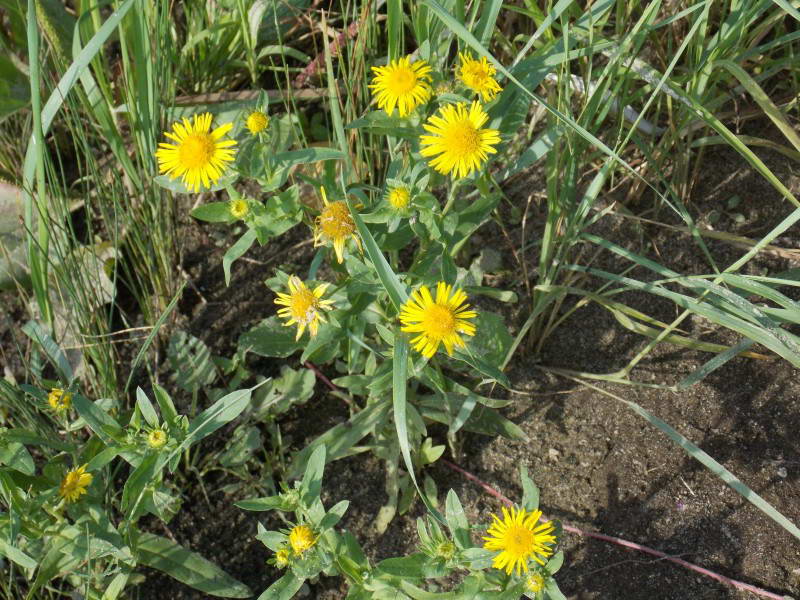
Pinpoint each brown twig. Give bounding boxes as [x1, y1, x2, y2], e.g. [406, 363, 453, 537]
[442, 459, 787, 600]
[304, 360, 340, 392]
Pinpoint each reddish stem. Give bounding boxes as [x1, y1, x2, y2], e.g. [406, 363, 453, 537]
[304, 360, 340, 392]
[442, 459, 786, 600]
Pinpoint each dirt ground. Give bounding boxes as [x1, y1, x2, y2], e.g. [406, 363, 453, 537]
[2, 121, 798, 599]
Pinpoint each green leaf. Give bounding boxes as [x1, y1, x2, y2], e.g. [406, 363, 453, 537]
[376, 553, 427, 579]
[445, 490, 471, 549]
[137, 533, 251, 598]
[122, 453, 159, 519]
[239, 316, 303, 358]
[300, 444, 326, 507]
[72, 394, 123, 445]
[21, 320, 73, 383]
[235, 495, 285, 512]
[256, 572, 303, 600]
[520, 465, 539, 511]
[168, 331, 218, 393]
[191, 202, 236, 223]
[0, 52, 30, 120]
[0, 441, 34, 475]
[136, 387, 159, 428]
[179, 388, 252, 451]
[319, 500, 349, 531]
[223, 228, 258, 286]
[153, 384, 179, 428]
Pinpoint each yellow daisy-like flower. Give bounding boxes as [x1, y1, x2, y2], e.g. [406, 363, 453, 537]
[274, 547, 291, 568]
[146, 428, 168, 449]
[313, 188, 362, 264]
[274, 275, 335, 340]
[526, 573, 546, 593]
[245, 110, 269, 135]
[386, 185, 411, 211]
[229, 198, 249, 219]
[59, 464, 92, 503]
[48, 388, 72, 413]
[369, 56, 433, 117]
[420, 101, 501, 179]
[155, 112, 237, 193]
[482, 507, 557, 576]
[458, 52, 503, 101]
[288, 524, 316, 555]
[399, 282, 477, 358]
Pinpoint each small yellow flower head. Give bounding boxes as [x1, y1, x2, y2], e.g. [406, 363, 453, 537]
[399, 282, 477, 358]
[59, 464, 92, 503]
[274, 547, 291, 568]
[369, 56, 433, 117]
[482, 506, 557, 576]
[48, 388, 72, 413]
[245, 110, 269, 135]
[386, 185, 411, 211]
[155, 112, 237, 193]
[420, 101, 501, 179]
[274, 275, 335, 340]
[526, 573, 546, 593]
[229, 198, 249, 219]
[458, 52, 502, 101]
[288, 524, 316, 555]
[146, 428, 168, 449]
[434, 540, 456, 561]
[313, 188, 362, 263]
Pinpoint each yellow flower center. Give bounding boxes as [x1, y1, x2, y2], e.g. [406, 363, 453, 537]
[526, 573, 545, 593]
[48, 388, 72, 412]
[422, 303, 456, 340]
[464, 62, 490, 86]
[178, 134, 216, 169]
[147, 429, 167, 449]
[246, 111, 269, 134]
[387, 67, 418, 95]
[504, 523, 534, 555]
[230, 199, 249, 219]
[290, 288, 320, 324]
[289, 525, 316, 554]
[275, 548, 291, 568]
[388, 187, 410, 210]
[320, 201, 355, 239]
[443, 120, 480, 158]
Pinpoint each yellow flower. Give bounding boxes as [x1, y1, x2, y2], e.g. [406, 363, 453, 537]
[229, 198, 249, 219]
[420, 101, 500, 179]
[526, 573, 546, 593]
[399, 282, 477, 358]
[482, 507, 557, 576]
[458, 52, 502, 101]
[146, 428, 168, 449]
[59, 464, 92, 503]
[245, 110, 269, 135]
[369, 56, 433, 117]
[155, 113, 237, 193]
[274, 276, 335, 340]
[48, 388, 72, 413]
[274, 547, 291, 568]
[313, 188, 361, 264]
[288, 524, 316, 555]
[386, 185, 411, 211]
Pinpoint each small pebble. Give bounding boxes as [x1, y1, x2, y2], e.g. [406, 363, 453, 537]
[777, 466, 788, 478]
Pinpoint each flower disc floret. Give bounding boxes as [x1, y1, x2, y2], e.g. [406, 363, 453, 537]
[59, 464, 92, 503]
[274, 547, 291, 568]
[275, 275, 335, 340]
[245, 110, 269, 135]
[399, 282, 477, 358]
[229, 198, 249, 219]
[369, 56, 433, 117]
[48, 388, 72, 413]
[313, 188, 361, 263]
[387, 186, 411, 211]
[420, 102, 500, 178]
[526, 573, 546, 593]
[458, 53, 502, 101]
[146, 428, 168, 449]
[288, 524, 316, 555]
[482, 506, 556, 576]
[155, 113, 237, 193]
